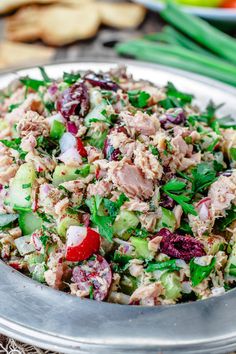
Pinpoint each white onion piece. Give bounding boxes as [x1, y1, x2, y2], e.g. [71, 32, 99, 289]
[59, 132, 77, 153]
[198, 203, 209, 221]
[58, 147, 82, 166]
[31, 233, 43, 252]
[66, 226, 87, 247]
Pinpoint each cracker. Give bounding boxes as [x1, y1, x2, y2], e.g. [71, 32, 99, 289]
[98, 2, 146, 29]
[6, 6, 41, 42]
[0, 0, 58, 15]
[40, 4, 101, 45]
[0, 41, 55, 69]
[6, 4, 101, 46]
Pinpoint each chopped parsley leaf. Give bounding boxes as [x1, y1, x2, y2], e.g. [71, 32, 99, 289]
[128, 90, 150, 108]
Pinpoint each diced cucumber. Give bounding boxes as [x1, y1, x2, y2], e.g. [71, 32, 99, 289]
[0, 213, 18, 227]
[9, 162, 36, 210]
[52, 164, 79, 186]
[57, 214, 81, 237]
[113, 210, 139, 239]
[19, 212, 42, 235]
[84, 101, 107, 127]
[25, 252, 45, 268]
[120, 275, 138, 295]
[157, 207, 176, 232]
[225, 244, 236, 279]
[15, 235, 35, 256]
[50, 120, 65, 140]
[161, 272, 182, 300]
[32, 263, 46, 283]
[130, 237, 150, 259]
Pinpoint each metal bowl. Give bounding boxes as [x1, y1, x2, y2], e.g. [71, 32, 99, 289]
[1, 60, 236, 354]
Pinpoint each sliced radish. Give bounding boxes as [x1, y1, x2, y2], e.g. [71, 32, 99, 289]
[66, 226, 100, 262]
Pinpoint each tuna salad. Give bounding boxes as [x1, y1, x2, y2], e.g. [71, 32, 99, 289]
[0, 66, 236, 306]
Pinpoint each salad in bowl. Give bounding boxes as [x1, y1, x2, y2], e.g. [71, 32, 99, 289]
[0, 66, 236, 306]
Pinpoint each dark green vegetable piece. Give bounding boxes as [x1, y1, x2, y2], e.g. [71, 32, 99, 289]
[116, 41, 236, 87]
[39, 67, 51, 83]
[191, 163, 217, 194]
[86, 194, 128, 242]
[160, 1, 236, 65]
[20, 77, 47, 91]
[162, 179, 197, 216]
[190, 257, 216, 287]
[63, 72, 81, 85]
[218, 207, 236, 231]
[146, 259, 181, 273]
[128, 90, 150, 108]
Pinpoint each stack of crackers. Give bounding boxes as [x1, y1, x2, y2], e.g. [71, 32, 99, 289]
[0, 0, 146, 69]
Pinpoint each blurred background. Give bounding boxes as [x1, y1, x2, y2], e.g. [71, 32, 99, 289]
[0, 0, 235, 85]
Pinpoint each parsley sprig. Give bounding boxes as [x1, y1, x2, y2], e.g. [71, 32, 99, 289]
[86, 193, 129, 242]
[128, 90, 150, 108]
[162, 179, 197, 216]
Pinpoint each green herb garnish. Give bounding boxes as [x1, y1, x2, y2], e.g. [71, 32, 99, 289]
[128, 90, 150, 108]
[63, 72, 81, 84]
[190, 257, 216, 287]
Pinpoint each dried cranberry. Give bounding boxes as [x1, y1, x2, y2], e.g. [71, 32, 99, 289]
[57, 83, 89, 120]
[72, 255, 112, 301]
[159, 228, 205, 261]
[85, 73, 119, 91]
[103, 137, 121, 161]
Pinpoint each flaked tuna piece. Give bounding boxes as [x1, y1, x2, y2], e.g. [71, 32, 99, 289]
[17, 110, 50, 138]
[20, 133, 37, 152]
[25, 151, 56, 172]
[208, 173, 236, 216]
[129, 282, 164, 306]
[108, 160, 154, 199]
[133, 143, 163, 181]
[189, 198, 215, 237]
[86, 146, 104, 163]
[87, 180, 112, 198]
[122, 199, 149, 212]
[0, 142, 18, 185]
[120, 110, 160, 137]
[139, 212, 161, 232]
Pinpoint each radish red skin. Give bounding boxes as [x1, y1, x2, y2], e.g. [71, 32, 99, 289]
[66, 228, 100, 262]
[76, 137, 87, 157]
